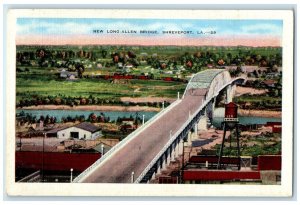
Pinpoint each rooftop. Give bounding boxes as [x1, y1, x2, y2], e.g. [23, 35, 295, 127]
[46, 122, 101, 134]
[75, 122, 101, 133]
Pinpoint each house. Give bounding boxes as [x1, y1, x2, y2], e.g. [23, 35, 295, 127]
[96, 63, 103, 69]
[261, 79, 276, 88]
[121, 118, 134, 126]
[92, 142, 112, 154]
[265, 122, 282, 133]
[67, 74, 77, 81]
[125, 64, 133, 69]
[265, 72, 280, 79]
[60, 69, 68, 78]
[223, 66, 238, 70]
[120, 118, 136, 132]
[140, 52, 148, 56]
[60, 69, 78, 79]
[117, 62, 123, 69]
[207, 64, 213, 68]
[241, 65, 258, 73]
[46, 122, 102, 140]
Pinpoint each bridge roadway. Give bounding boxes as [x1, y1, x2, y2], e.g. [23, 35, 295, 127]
[82, 89, 207, 183]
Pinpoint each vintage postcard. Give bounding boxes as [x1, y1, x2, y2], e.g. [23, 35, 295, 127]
[5, 9, 294, 196]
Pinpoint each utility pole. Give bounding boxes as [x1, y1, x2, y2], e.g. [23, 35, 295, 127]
[101, 144, 104, 155]
[131, 171, 135, 183]
[19, 136, 22, 151]
[180, 139, 185, 184]
[142, 114, 145, 125]
[42, 133, 45, 182]
[70, 168, 73, 182]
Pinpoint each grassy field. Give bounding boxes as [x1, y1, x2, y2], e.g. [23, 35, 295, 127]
[16, 69, 187, 103]
[214, 132, 281, 157]
[234, 95, 281, 103]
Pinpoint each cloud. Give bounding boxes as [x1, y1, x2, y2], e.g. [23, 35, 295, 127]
[17, 20, 99, 35]
[240, 23, 282, 35]
[17, 19, 191, 36]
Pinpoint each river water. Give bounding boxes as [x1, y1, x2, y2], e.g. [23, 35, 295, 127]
[212, 116, 281, 128]
[16, 109, 281, 126]
[212, 107, 281, 128]
[16, 109, 157, 122]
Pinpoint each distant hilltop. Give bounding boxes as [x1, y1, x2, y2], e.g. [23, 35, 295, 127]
[16, 45, 282, 51]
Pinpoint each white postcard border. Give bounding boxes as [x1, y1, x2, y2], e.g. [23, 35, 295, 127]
[5, 9, 294, 197]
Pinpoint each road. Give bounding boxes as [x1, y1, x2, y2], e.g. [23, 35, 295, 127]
[82, 89, 207, 183]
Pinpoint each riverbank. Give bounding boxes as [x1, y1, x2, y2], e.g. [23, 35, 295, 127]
[235, 86, 268, 97]
[238, 109, 281, 118]
[19, 105, 161, 112]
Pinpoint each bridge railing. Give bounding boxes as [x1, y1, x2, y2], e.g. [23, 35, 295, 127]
[135, 98, 210, 183]
[72, 98, 182, 183]
[183, 73, 195, 97]
[135, 77, 246, 183]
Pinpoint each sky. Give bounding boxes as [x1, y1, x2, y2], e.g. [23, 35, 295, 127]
[16, 18, 283, 47]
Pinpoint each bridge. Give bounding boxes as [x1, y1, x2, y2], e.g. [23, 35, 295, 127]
[73, 69, 246, 183]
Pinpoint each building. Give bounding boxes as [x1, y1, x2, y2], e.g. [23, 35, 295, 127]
[60, 69, 78, 79]
[265, 122, 282, 133]
[60, 69, 69, 78]
[120, 118, 136, 132]
[182, 155, 281, 184]
[15, 151, 101, 182]
[46, 122, 102, 140]
[241, 65, 259, 73]
[265, 72, 280, 79]
[92, 142, 112, 154]
[261, 79, 276, 88]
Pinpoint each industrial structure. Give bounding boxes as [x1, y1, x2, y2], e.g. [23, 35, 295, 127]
[217, 102, 240, 170]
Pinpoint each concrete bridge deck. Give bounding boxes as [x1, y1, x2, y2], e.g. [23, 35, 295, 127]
[82, 90, 206, 183]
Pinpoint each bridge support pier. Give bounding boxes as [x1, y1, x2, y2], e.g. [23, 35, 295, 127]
[226, 84, 236, 103]
[162, 154, 167, 170]
[205, 98, 216, 126]
[186, 131, 193, 146]
[198, 115, 208, 131]
[151, 171, 156, 180]
[166, 149, 171, 166]
[157, 161, 161, 175]
[176, 140, 179, 158]
[171, 144, 176, 162]
[148, 137, 188, 182]
[178, 139, 184, 157]
[175, 141, 179, 158]
[194, 123, 198, 136]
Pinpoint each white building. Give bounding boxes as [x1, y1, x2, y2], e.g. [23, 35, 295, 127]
[46, 122, 102, 140]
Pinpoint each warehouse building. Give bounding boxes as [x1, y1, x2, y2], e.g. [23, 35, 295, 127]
[46, 122, 102, 140]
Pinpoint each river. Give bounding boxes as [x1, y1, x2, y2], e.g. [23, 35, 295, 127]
[16, 109, 281, 126]
[212, 107, 281, 128]
[212, 116, 281, 128]
[16, 109, 157, 122]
